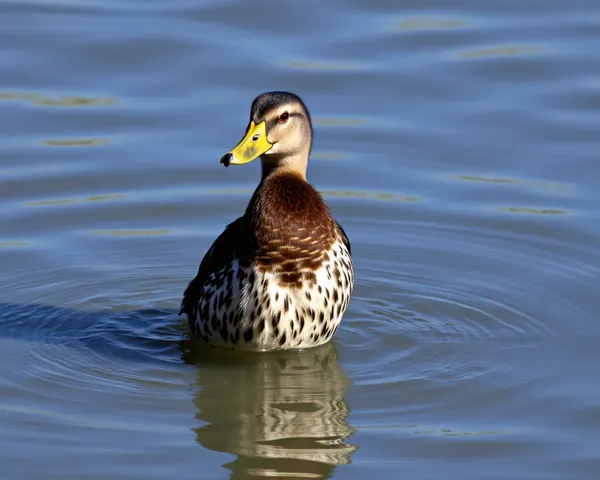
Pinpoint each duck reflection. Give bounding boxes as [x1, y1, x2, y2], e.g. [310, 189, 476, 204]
[183, 343, 357, 479]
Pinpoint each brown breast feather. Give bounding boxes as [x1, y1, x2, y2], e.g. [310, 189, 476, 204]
[181, 172, 348, 318]
[246, 172, 337, 287]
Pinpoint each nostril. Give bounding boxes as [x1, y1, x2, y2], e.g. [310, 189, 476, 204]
[220, 153, 233, 167]
[252, 134, 259, 142]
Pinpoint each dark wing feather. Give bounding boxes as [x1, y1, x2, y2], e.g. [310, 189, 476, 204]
[179, 217, 245, 319]
[335, 221, 351, 256]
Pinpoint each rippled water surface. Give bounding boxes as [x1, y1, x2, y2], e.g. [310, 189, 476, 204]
[1, 0, 600, 479]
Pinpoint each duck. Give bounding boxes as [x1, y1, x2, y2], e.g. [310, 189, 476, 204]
[180, 91, 353, 351]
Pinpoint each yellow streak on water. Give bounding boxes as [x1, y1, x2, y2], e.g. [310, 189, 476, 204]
[500, 207, 567, 215]
[320, 190, 420, 202]
[457, 45, 542, 59]
[0, 91, 115, 107]
[395, 17, 467, 31]
[26, 194, 126, 207]
[44, 138, 110, 147]
[449, 174, 571, 195]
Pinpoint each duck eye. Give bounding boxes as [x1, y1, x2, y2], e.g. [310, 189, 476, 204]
[278, 111, 289, 123]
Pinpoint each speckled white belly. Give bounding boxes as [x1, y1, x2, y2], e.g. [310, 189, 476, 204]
[191, 239, 353, 351]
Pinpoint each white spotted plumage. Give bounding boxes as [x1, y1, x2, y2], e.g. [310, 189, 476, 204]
[191, 239, 353, 351]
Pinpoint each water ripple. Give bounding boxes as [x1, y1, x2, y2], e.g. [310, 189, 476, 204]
[0, 91, 115, 107]
[456, 45, 543, 59]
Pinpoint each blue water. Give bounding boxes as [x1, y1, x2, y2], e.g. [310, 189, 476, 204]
[1, 1, 600, 479]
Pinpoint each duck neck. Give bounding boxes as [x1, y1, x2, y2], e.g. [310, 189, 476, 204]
[260, 153, 308, 182]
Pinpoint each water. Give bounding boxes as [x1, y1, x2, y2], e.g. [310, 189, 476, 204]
[1, 0, 599, 478]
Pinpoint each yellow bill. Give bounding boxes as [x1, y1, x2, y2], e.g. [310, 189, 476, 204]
[220, 121, 272, 167]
